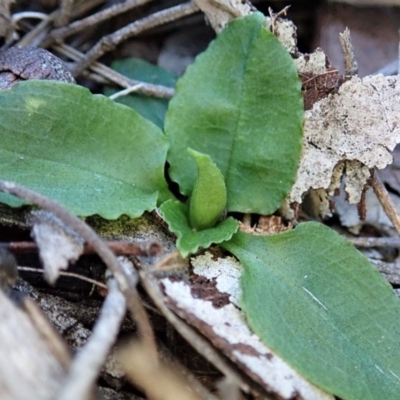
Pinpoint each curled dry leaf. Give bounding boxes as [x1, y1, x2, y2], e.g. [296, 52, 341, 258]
[30, 210, 84, 285]
[288, 74, 400, 209]
[0, 46, 74, 89]
[162, 252, 334, 400]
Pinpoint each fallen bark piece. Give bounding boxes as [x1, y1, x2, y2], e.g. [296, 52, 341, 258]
[162, 251, 334, 400]
[289, 74, 400, 206]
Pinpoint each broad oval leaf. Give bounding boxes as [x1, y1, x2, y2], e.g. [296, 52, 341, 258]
[165, 12, 303, 214]
[222, 223, 400, 400]
[0, 81, 170, 218]
[105, 57, 177, 128]
[188, 149, 227, 230]
[159, 200, 238, 258]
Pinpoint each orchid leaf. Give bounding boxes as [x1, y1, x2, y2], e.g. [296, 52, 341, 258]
[105, 57, 177, 128]
[159, 200, 238, 258]
[222, 222, 400, 400]
[165, 12, 303, 214]
[188, 149, 227, 230]
[0, 80, 170, 218]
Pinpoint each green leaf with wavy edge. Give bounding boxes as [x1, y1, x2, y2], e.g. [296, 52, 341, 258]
[188, 149, 227, 230]
[0, 80, 171, 218]
[105, 57, 177, 128]
[222, 222, 400, 400]
[159, 199, 238, 258]
[165, 12, 303, 214]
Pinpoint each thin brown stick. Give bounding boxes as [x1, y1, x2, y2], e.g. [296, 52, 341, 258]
[53, 43, 174, 98]
[152, 251, 186, 271]
[15, 10, 56, 47]
[345, 236, 400, 248]
[371, 169, 400, 235]
[10, 11, 51, 48]
[3, 240, 161, 257]
[15, 0, 110, 47]
[90, 240, 161, 256]
[59, 275, 126, 400]
[49, 0, 155, 44]
[0, 180, 157, 361]
[22, 298, 72, 370]
[18, 266, 108, 290]
[56, 0, 76, 27]
[72, 2, 199, 77]
[73, 0, 109, 18]
[12, 12, 50, 24]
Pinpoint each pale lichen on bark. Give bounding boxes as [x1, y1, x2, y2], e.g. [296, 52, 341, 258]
[289, 75, 400, 206]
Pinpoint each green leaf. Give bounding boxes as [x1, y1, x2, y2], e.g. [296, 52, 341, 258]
[188, 149, 227, 230]
[159, 200, 238, 258]
[105, 57, 177, 128]
[165, 12, 303, 214]
[0, 80, 171, 218]
[222, 223, 400, 400]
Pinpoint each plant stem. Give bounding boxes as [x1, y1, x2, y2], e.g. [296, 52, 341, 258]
[371, 169, 400, 235]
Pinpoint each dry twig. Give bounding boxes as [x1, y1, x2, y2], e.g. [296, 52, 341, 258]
[371, 169, 400, 235]
[53, 43, 174, 98]
[15, 0, 111, 47]
[72, 2, 199, 77]
[15, 10, 57, 47]
[49, 0, 155, 44]
[2, 239, 161, 256]
[18, 266, 108, 290]
[345, 236, 400, 248]
[0, 180, 158, 361]
[22, 298, 72, 370]
[58, 274, 126, 400]
[56, 0, 75, 27]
